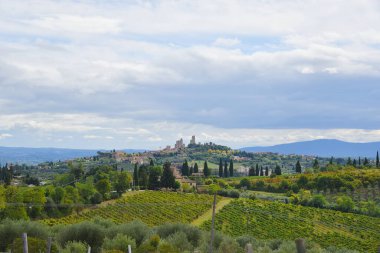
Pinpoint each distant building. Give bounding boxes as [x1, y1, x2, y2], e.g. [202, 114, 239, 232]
[175, 138, 185, 150]
[190, 135, 196, 145]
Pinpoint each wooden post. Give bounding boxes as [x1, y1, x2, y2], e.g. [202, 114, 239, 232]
[245, 243, 253, 253]
[209, 193, 217, 253]
[46, 237, 52, 253]
[87, 246, 91, 253]
[295, 238, 306, 253]
[128, 245, 132, 253]
[22, 233, 28, 253]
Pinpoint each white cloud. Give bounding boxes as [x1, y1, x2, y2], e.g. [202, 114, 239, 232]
[213, 38, 240, 47]
[0, 133, 12, 139]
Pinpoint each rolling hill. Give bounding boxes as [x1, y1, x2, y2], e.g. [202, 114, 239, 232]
[240, 139, 380, 157]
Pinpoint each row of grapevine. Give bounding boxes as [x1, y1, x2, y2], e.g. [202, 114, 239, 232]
[43, 191, 219, 226]
[201, 199, 380, 253]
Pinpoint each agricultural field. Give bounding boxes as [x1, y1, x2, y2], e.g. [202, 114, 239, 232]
[201, 198, 380, 253]
[43, 191, 219, 226]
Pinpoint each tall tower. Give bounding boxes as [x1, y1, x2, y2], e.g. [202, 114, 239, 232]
[190, 135, 196, 145]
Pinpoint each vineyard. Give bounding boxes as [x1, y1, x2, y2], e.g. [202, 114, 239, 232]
[43, 191, 219, 226]
[201, 199, 380, 253]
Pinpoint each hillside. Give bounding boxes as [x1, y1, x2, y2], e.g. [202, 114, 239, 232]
[240, 139, 380, 157]
[0, 146, 145, 165]
[201, 198, 380, 253]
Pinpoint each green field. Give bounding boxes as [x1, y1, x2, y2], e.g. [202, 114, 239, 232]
[201, 198, 380, 253]
[43, 191, 219, 226]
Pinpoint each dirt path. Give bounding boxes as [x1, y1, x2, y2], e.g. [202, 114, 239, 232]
[191, 198, 232, 226]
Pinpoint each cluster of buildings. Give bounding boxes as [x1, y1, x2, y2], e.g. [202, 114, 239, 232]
[164, 135, 197, 151]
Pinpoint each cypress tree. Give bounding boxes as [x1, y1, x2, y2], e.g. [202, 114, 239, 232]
[182, 160, 189, 176]
[313, 159, 319, 170]
[161, 162, 175, 188]
[363, 157, 369, 166]
[189, 166, 193, 175]
[203, 161, 210, 177]
[224, 161, 228, 178]
[194, 162, 199, 173]
[329, 157, 334, 165]
[274, 164, 282, 175]
[248, 166, 255, 176]
[295, 160, 302, 173]
[219, 158, 223, 177]
[260, 166, 263, 176]
[353, 159, 357, 167]
[149, 159, 154, 166]
[255, 164, 259, 176]
[265, 166, 269, 176]
[358, 157, 361, 166]
[376, 151, 379, 168]
[229, 160, 234, 177]
[347, 157, 352, 166]
[133, 163, 139, 189]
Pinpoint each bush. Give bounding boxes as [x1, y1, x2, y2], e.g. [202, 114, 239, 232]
[107, 220, 151, 246]
[336, 196, 355, 212]
[56, 221, 105, 252]
[12, 237, 58, 253]
[0, 219, 49, 251]
[102, 234, 136, 252]
[166, 231, 193, 252]
[155, 223, 202, 248]
[308, 195, 327, 208]
[61, 241, 88, 253]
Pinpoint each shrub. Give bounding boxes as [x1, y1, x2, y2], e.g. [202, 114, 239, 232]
[102, 234, 136, 253]
[166, 231, 193, 252]
[12, 237, 58, 253]
[107, 220, 151, 246]
[61, 241, 88, 253]
[155, 223, 201, 248]
[308, 195, 327, 208]
[56, 221, 105, 251]
[336, 196, 355, 212]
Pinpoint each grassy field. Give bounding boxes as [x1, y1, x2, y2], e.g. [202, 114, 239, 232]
[201, 198, 380, 253]
[43, 191, 220, 226]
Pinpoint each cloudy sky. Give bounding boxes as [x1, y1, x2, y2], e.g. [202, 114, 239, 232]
[0, 0, 380, 149]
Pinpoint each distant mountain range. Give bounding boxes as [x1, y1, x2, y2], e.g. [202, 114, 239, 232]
[240, 139, 380, 158]
[0, 147, 146, 165]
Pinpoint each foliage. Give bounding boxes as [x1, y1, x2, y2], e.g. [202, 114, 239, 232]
[44, 191, 219, 227]
[201, 199, 380, 253]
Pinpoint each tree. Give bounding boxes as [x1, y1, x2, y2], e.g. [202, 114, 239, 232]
[203, 161, 210, 177]
[229, 160, 234, 177]
[347, 157, 352, 166]
[69, 162, 84, 181]
[295, 160, 302, 173]
[274, 165, 282, 175]
[377, 151, 380, 168]
[265, 167, 269, 176]
[114, 171, 131, 195]
[218, 158, 223, 177]
[182, 160, 189, 176]
[161, 162, 175, 188]
[363, 157, 369, 166]
[313, 159, 319, 170]
[353, 159, 357, 167]
[248, 166, 255, 176]
[148, 166, 162, 190]
[255, 164, 259, 176]
[149, 159, 154, 166]
[223, 161, 228, 178]
[138, 165, 149, 189]
[260, 166, 263, 177]
[95, 179, 111, 197]
[329, 156, 334, 165]
[194, 163, 199, 173]
[133, 163, 139, 189]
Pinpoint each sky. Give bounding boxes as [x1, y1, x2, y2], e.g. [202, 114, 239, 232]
[0, 0, 380, 150]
